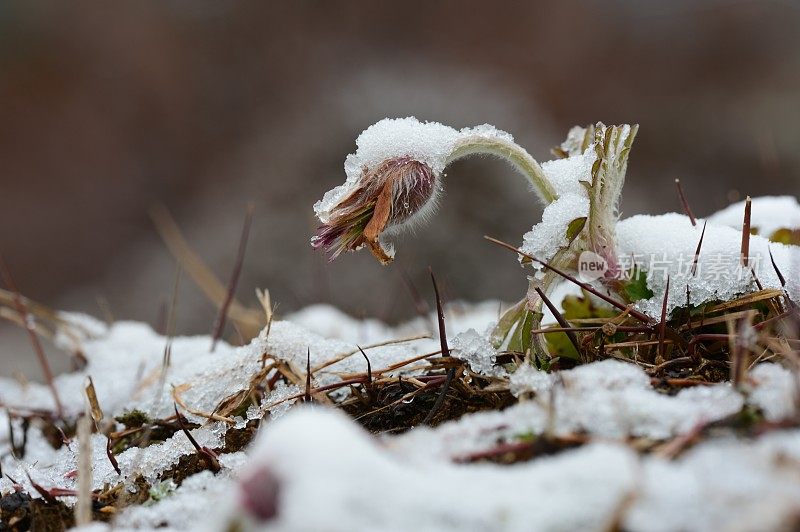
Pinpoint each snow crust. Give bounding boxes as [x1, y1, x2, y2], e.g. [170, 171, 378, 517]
[0, 314, 452, 500]
[616, 213, 800, 317]
[213, 407, 800, 532]
[0, 302, 797, 531]
[215, 408, 639, 532]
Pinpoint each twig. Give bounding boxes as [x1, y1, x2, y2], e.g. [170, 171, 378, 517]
[656, 420, 706, 458]
[75, 413, 93, 526]
[741, 196, 751, 267]
[690, 221, 707, 277]
[106, 434, 121, 475]
[674, 179, 697, 226]
[423, 269, 455, 426]
[0, 255, 63, 418]
[161, 264, 182, 383]
[8, 416, 29, 459]
[768, 246, 786, 287]
[357, 346, 374, 403]
[304, 349, 312, 403]
[311, 334, 430, 373]
[530, 325, 650, 334]
[150, 204, 263, 333]
[535, 286, 581, 357]
[649, 356, 695, 375]
[25, 472, 57, 504]
[84, 376, 104, 423]
[484, 236, 652, 324]
[171, 383, 236, 424]
[211, 203, 255, 351]
[730, 317, 751, 386]
[173, 404, 220, 473]
[657, 276, 670, 362]
[650, 377, 712, 388]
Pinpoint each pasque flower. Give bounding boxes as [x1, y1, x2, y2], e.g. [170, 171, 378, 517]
[311, 117, 640, 363]
[311, 156, 438, 264]
[311, 117, 556, 264]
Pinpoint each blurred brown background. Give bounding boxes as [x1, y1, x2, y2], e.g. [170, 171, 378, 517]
[1, 0, 798, 376]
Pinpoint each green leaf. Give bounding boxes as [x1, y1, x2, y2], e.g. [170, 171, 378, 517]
[545, 329, 581, 360]
[620, 267, 654, 303]
[561, 289, 618, 320]
[566, 217, 587, 243]
[491, 298, 527, 348]
[507, 309, 537, 353]
[544, 289, 618, 361]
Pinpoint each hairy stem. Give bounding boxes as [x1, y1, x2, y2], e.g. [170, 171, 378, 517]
[447, 135, 558, 205]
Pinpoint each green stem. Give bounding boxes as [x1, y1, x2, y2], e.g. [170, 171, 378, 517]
[445, 135, 562, 359]
[447, 135, 558, 205]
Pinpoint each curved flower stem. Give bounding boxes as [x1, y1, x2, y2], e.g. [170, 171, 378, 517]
[443, 134, 561, 360]
[447, 135, 558, 205]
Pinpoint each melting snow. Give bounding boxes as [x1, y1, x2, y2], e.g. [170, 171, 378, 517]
[450, 329, 506, 378]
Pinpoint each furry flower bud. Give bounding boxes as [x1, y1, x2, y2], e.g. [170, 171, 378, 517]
[311, 156, 439, 264]
[312, 117, 557, 264]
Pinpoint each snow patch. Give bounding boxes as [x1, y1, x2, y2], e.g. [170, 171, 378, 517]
[616, 213, 799, 317]
[708, 195, 800, 236]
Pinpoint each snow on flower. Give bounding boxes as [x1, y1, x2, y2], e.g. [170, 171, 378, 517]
[312, 117, 556, 263]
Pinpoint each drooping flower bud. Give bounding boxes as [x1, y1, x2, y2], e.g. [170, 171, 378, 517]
[312, 117, 557, 264]
[311, 156, 438, 264]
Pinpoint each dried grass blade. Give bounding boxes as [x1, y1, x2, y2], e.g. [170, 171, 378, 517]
[0, 256, 63, 418]
[211, 203, 255, 351]
[674, 178, 696, 226]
